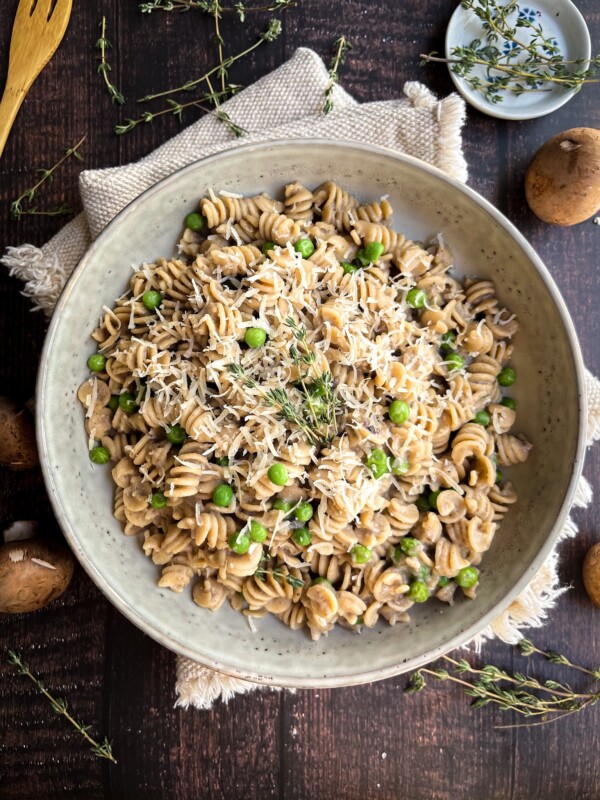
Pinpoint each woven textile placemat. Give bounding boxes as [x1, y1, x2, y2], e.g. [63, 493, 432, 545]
[3, 47, 599, 710]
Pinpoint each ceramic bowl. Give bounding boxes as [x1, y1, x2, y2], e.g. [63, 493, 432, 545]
[445, 0, 592, 120]
[38, 140, 586, 687]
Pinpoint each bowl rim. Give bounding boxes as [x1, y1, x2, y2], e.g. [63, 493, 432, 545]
[444, 0, 592, 121]
[37, 138, 587, 688]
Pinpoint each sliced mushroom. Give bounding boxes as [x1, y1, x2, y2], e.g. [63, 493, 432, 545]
[0, 538, 74, 613]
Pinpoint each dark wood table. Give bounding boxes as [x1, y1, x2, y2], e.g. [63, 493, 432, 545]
[1, 1, 599, 798]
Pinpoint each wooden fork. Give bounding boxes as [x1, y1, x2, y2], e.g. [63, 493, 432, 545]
[0, 0, 73, 160]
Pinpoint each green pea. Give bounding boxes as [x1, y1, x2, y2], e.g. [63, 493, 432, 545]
[364, 241, 385, 262]
[215, 456, 229, 467]
[244, 327, 267, 348]
[437, 576, 451, 588]
[150, 491, 167, 509]
[416, 495, 431, 513]
[445, 352, 464, 371]
[473, 410, 490, 426]
[262, 241, 276, 255]
[292, 527, 312, 547]
[390, 457, 409, 476]
[501, 396, 516, 410]
[456, 566, 479, 588]
[407, 580, 429, 603]
[142, 290, 162, 311]
[119, 392, 139, 414]
[495, 468, 504, 484]
[364, 448, 389, 479]
[249, 520, 268, 542]
[354, 616, 364, 626]
[440, 330, 456, 354]
[294, 502, 314, 522]
[498, 367, 516, 387]
[268, 463, 288, 486]
[87, 353, 106, 372]
[428, 490, 441, 511]
[388, 399, 410, 425]
[107, 395, 119, 411]
[228, 531, 250, 555]
[273, 498, 293, 513]
[311, 577, 332, 587]
[355, 248, 371, 267]
[185, 212, 206, 232]
[406, 288, 427, 309]
[294, 238, 315, 258]
[213, 483, 234, 507]
[400, 536, 420, 556]
[350, 544, 372, 564]
[89, 446, 110, 464]
[309, 396, 327, 416]
[341, 261, 359, 275]
[165, 424, 186, 444]
[418, 564, 431, 581]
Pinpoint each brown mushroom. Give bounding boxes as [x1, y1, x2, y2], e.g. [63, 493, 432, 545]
[0, 396, 39, 470]
[525, 127, 600, 226]
[0, 538, 74, 613]
[583, 543, 600, 608]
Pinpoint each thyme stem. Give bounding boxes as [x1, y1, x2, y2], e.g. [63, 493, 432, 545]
[10, 136, 86, 220]
[96, 17, 125, 105]
[323, 35, 351, 114]
[7, 651, 117, 763]
[115, 89, 233, 134]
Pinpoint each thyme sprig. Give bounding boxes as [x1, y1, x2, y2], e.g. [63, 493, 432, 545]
[254, 564, 304, 589]
[139, 0, 295, 18]
[115, 89, 236, 134]
[10, 136, 85, 220]
[6, 651, 117, 762]
[323, 35, 351, 114]
[228, 363, 322, 446]
[96, 17, 125, 105]
[285, 317, 340, 442]
[405, 638, 600, 728]
[137, 20, 281, 104]
[420, 0, 599, 104]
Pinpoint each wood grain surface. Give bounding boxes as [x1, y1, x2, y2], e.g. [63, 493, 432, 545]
[0, 1, 599, 798]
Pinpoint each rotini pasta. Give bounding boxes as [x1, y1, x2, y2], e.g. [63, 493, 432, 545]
[79, 182, 532, 640]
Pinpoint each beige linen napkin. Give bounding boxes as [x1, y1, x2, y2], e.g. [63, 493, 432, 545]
[3, 48, 599, 710]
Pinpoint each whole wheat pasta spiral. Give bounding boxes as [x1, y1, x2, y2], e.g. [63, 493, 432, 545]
[79, 182, 532, 640]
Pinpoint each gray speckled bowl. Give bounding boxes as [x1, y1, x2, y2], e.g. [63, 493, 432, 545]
[38, 140, 586, 687]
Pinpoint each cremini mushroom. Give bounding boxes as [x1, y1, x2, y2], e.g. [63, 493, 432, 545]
[0, 396, 38, 470]
[525, 127, 600, 226]
[0, 537, 74, 613]
[583, 543, 600, 608]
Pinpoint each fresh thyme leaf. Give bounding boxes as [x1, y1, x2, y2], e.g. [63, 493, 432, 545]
[10, 137, 85, 221]
[139, 0, 295, 13]
[96, 17, 125, 105]
[6, 650, 117, 763]
[254, 564, 304, 588]
[323, 35, 351, 114]
[420, 0, 599, 103]
[405, 640, 600, 728]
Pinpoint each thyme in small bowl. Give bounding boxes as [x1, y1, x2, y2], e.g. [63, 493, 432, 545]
[10, 136, 85, 220]
[420, 0, 600, 104]
[405, 638, 600, 728]
[7, 650, 117, 762]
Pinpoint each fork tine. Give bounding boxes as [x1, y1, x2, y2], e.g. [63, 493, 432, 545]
[47, 0, 72, 25]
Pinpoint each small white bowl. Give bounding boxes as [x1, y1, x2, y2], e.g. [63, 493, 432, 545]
[445, 0, 592, 120]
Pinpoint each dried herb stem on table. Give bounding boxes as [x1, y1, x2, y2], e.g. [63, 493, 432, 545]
[6, 650, 117, 763]
[139, 0, 295, 17]
[122, 20, 281, 137]
[96, 17, 125, 105]
[420, 0, 600, 104]
[323, 35, 351, 114]
[405, 638, 600, 727]
[10, 136, 86, 220]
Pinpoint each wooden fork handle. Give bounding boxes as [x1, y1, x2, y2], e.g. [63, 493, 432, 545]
[0, 85, 27, 160]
